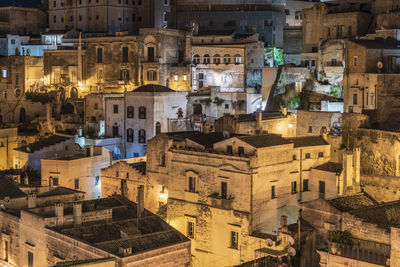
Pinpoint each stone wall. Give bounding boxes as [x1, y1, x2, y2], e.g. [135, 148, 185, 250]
[361, 175, 400, 203]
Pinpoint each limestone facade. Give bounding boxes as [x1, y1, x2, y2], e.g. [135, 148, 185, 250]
[0, 127, 18, 170]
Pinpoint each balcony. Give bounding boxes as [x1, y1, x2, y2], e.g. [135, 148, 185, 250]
[207, 193, 234, 210]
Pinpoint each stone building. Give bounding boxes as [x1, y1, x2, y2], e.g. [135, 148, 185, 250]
[0, 127, 18, 170]
[146, 131, 333, 266]
[48, 0, 170, 35]
[104, 84, 189, 157]
[301, 193, 400, 266]
[174, 0, 286, 47]
[215, 111, 296, 138]
[0, 7, 46, 36]
[41, 146, 112, 200]
[0, 193, 191, 267]
[84, 28, 191, 94]
[296, 110, 342, 137]
[191, 32, 264, 91]
[343, 38, 400, 126]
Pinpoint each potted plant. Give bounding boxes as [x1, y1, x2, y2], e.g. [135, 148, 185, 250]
[329, 230, 352, 255]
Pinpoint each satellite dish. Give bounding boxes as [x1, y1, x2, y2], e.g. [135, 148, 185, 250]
[287, 235, 295, 246]
[377, 61, 383, 70]
[288, 246, 296, 256]
[266, 238, 274, 247]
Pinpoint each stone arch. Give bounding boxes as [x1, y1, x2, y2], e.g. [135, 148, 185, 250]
[70, 87, 78, 98]
[193, 103, 202, 115]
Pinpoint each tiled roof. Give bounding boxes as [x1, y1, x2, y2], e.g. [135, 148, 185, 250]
[238, 134, 291, 148]
[16, 135, 70, 153]
[132, 84, 175, 93]
[327, 193, 377, 213]
[236, 112, 286, 122]
[314, 162, 343, 174]
[38, 187, 84, 198]
[170, 132, 243, 148]
[352, 38, 400, 50]
[287, 136, 329, 148]
[129, 162, 146, 175]
[0, 176, 26, 200]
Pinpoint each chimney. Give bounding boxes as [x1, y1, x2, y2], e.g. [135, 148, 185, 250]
[136, 185, 144, 227]
[73, 201, 82, 225]
[55, 202, 64, 226]
[353, 147, 361, 184]
[203, 121, 210, 134]
[27, 193, 37, 209]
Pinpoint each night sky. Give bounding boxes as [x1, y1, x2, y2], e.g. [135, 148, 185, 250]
[0, 0, 42, 8]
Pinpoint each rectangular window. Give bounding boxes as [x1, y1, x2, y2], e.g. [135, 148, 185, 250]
[147, 47, 155, 62]
[4, 240, 8, 262]
[331, 58, 337, 66]
[178, 50, 184, 63]
[336, 25, 342, 38]
[97, 47, 103, 63]
[238, 146, 244, 156]
[295, 11, 302, 20]
[308, 126, 312, 133]
[122, 47, 129, 62]
[225, 103, 229, 109]
[138, 129, 146, 143]
[305, 153, 311, 159]
[187, 221, 194, 238]
[291, 181, 297, 194]
[230, 231, 239, 249]
[139, 107, 146, 119]
[183, 75, 187, 81]
[188, 177, 196, 192]
[116, 171, 119, 177]
[95, 176, 100, 185]
[348, 25, 352, 37]
[54, 16, 57, 23]
[318, 152, 324, 158]
[327, 27, 330, 37]
[353, 93, 358, 105]
[174, 75, 178, 81]
[293, 154, 297, 161]
[353, 56, 358, 66]
[311, 60, 315, 67]
[2, 69, 7, 78]
[271, 185, 276, 199]
[74, 179, 79, 189]
[370, 93, 374, 107]
[28, 251, 33, 267]
[303, 179, 309, 192]
[112, 126, 119, 137]
[221, 181, 227, 199]
[120, 69, 129, 81]
[319, 181, 325, 198]
[147, 70, 157, 81]
[113, 105, 119, 114]
[160, 154, 166, 166]
[227, 145, 232, 154]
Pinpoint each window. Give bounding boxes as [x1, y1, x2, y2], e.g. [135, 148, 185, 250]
[147, 46, 155, 61]
[53, 0, 56, 7]
[230, 231, 239, 249]
[164, 0, 169, 6]
[4, 240, 8, 262]
[127, 128, 134, 142]
[295, 11, 302, 20]
[113, 104, 119, 114]
[291, 181, 297, 194]
[174, 75, 178, 81]
[308, 126, 312, 133]
[160, 154, 166, 166]
[95, 176, 100, 186]
[138, 16, 142, 22]
[188, 176, 196, 192]
[331, 58, 337, 66]
[327, 27, 331, 37]
[271, 185, 276, 199]
[178, 50, 184, 63]
[353, 56, 358, 66]
[120, 69, 129, 81]
[238, 146, 244, 156]
[285, 9, 290, 15]
[61, 17, 64, 23]
[94, 103, 98, 110]
[187, 221, 194, 238]
[2, 69, 7, 78]
[139, 106, 146, 119]
[293, 154, 297, 160]
[79, 15, 82, 21]
[227, 145, 233, 154]
[311, 60, 316, 67]
[225, 103, 229, 109]
[122, 47, 129, 62]
[97, 69, 103, 81]
[370, 93, 374, 107]
[203, 54, 210, 64]
[116, 171, 119, 177]
[54, 16, 57, 23]
[234, 54, 242, 64]
[10, 39, 15, 45]
[193, 54, 200, 64]
[353, 93, 358, 105]
[126, 172, 129, 179]
[336, 25, 342, 38]
[70, 15, 73, 21]
[303, 179, 309, 192]
[318, 152, 324, 158]
[183, 75, 187, 81]
[138, 0, 141, 4]
[348, 25, 352, 37]
[112, 126, 119, 137]
[221, 181, 227, 199]
[65, 145, 69, 151]
[147, 70, 157, 81]
[138, 129, 146, 144]
[223, 54, 231, 64]
[97, 47, 103, 63]
[132, 14, 135, 21]
[305, 153, 311, 159]
[28, 251, 34, 267]
[213, 54, 220, 64]
[127, 106, 134, 118]
[74, 179, 79, 189]
[319, 181, 325, 198]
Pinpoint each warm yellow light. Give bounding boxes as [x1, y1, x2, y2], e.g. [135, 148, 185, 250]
[288, 124, 293, 128]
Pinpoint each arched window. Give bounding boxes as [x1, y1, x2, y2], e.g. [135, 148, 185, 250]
[224, 54, 231, 64]
[193, 104, 202, 115]
[127, 128, 134, 143]
[156, 122, 161, 135]
[127, 106, 134, 118]
[138, 129, 146, 144]
[139, 106, 146, 119]
[234, 54, 242, 64]
[203, 54, 210, 64]
[19, 107, 26, 123]
[193, 54, 200, 64]
[213, 54, 220, 65]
